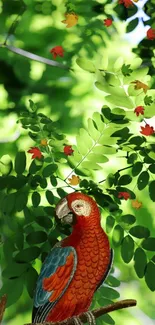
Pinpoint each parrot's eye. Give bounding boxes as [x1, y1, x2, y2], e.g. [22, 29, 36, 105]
[71, 199, 91, 217]
[76, 204, 82, 208]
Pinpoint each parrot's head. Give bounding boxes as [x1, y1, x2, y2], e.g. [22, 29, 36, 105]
[55, 192, 100, 227]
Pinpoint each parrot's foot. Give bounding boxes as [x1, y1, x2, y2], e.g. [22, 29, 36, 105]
[83, 311, 96, 325]
[72, 316, 83, 325]
[72, 311, 96, 325]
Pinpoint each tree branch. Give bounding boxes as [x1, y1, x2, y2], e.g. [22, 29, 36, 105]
[0, 44, 71, 71]
[99, 164, 134, 184]
[25, 299, 137, 325]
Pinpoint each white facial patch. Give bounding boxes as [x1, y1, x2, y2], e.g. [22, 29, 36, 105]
[71, 199, 91, 217]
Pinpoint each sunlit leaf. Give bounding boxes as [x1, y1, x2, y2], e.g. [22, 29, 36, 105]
[112, 225, 124, 247]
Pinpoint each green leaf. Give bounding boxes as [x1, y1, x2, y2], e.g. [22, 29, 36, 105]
[15, 152, 26, 175]
[149, 181, 155, 202]
[0, 155, 13, 176]
[105, 276, 120, 287]
[29, 160, 43, 174]
[15, 227, 24, 250]
[0, 277, 24, 307]
[118, 175, 132, 185]
[0, 176, 8, 189]
[100, 286, 120, 299]
[40, 177, 47, 189]
[44, 206, 55, 216]
[42, 164, 58, 177]
[132, 162, 143, 176]
[111, 127, 129, 138]
[129, 226, 150, 239]
[2, 262, 29, 279]
[50, 175, 58, 186]
[26, 267, 38, 298]
[145, 261, 155, 291]
[32, 191, 41, 207]
[92, 146, 116, 155]
[14, 247, 40, 262]
[149, 164, 155, 174]
[3, 239, 15, 262]
[114, 57, 124, 71]
[92, 112, 105, 132]
[148, 151, 155, 161]
[120, 214, 136, 226]
[105, 94, 133, 109]
[81, 161, 103, 170]
[15, 192, 28, 212]
[99, 314, 115, 325]
[79, 129, 93, 148]
[57, 188, 67, 198]
[29, 99, 37, 112]
[130, 57, 142, 70]
[112, 225, 124, 247]
[76, 58, 95, 72]
[36, 215, 53, 229]
[106, 216, 115, 233]
[87, 153, 109, 163]
[121, 64, 133, 76]
[96, 82, 126, 98]
[121, 235, 134, 263]
[1, 193, 15, 215]
[126, 18, 139, 33]
[137, 171, 149, 190]
[142, 237, 155, 251]
[26, 231, 47, 245]
[144, 95, 153, 106]
[130, 136, 145, 145]
[127, 153, 137, 164]
[134, 248, 147, 278]
[23, 207, 34, 223]
[87, 118, 100, 141]
[46, 190, 54, 205]
[7, 175, 27, 190]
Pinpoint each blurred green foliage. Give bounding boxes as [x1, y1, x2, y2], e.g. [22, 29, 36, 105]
[0, 0, 155, 325]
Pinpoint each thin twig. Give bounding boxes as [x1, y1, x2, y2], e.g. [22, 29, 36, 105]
[25, 299, 137, 325]
[99, 164, 134, 184]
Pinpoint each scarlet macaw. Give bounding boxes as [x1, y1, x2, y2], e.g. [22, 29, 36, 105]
[32, 192, 113, 324]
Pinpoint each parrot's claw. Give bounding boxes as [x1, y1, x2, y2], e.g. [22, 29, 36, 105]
[83, 311, 96, 325]
[72, 316, 83, 325]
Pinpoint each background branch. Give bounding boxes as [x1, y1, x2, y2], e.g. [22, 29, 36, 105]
[25, 299, 137, 325]
[0, 44, 71, 70]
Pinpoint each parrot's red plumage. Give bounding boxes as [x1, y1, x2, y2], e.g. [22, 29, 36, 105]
[32, 192, 112, 323]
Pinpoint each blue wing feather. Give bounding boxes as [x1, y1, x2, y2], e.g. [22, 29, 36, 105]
[33, 242, 77, 323]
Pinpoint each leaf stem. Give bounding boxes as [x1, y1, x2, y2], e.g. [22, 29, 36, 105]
[99, 164, 134, 184]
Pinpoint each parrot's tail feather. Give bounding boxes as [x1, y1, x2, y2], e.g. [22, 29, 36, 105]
[33, 301, 55, 323]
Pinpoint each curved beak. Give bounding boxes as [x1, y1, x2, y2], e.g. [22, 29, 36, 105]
[55, 197, 74, 225]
